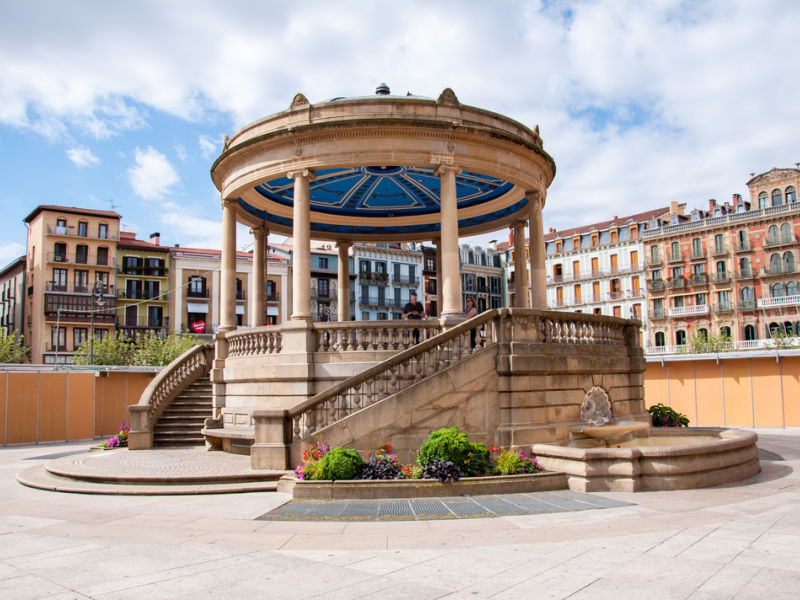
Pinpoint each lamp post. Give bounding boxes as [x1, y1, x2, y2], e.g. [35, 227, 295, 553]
[90, 281, 106, 365]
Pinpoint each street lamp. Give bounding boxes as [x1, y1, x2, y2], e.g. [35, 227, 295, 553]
[90, 281, 106, 365]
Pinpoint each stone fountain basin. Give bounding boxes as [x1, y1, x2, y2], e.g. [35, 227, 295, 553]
[532, 427, 760, 492]
[580, 420, 650, 444]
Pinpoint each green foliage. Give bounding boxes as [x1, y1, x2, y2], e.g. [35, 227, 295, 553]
[687, 330, 732, 354]
[417, 426, 490, 476]
[294, 441, 330, 480]
[319, 447, 363, 480]
[400, 463, 423, 479]
[648, 403, 690, 427]
[493, 448, 543, 475]
[768, 327, 798, 349]
[0, 330, 28, 363]
[72, 331, 199, 366]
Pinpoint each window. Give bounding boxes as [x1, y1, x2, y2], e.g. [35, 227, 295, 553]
[54, 242, 67, 262]
[744, 324, 756, 340]
[610, 254, 618, 273]
[267, 280, 276, 300]
[73, 327, 87, 348]
[696, 293, 707, 305]
[126, 279, 142, 299]
[572, 260, 580, 278]
[78, 221, 88, 237]
[613, 306, 621, 317]
[144, 280, 160, 299]
[772, 283, 786, 298]
[610, 229, 618, 244]
[655, 332, 665, 347]
[629, 225, 638, 240]
[671, 241, 680, 259]
[740, 286, 754, 301]
[739, 257, 751, 276]
[787, 187, 797, 203]
[319, 257, 328, 269]
[55, 218, 67, 233]
[318, 278, 329, 298]
[716, 261, 726, 276]
[717, 290, 730, 308]
[720, 326, 731, 338]
[673, 296, 684, 308]
[95, 271, 109, 289]
[630, 250, 639, 270]
[759, 192, 768, 208]
[75, 244, 88, 264]
[235, 278, 244, 300]
[652, 269, 662, 281]
[671, 266, 682, 279]
[188, 276, 206, 297]
[555, 240, 563, 252]
[714, 234, 724, 253]
[574, 284, 581, 303]
[770, 253, 782, 273]
[591, 257, 599, 275]
[692, 238, 702, 257]
[52, 268, 67, 291]
[361, 311, 370, 321]
[74, 270, 88, 293]
[653, 298, 663, 315]
[675, 330, 686, 345]
[96, 247, 108, 266]
[573, 236, 581, 250]
[590, 233, 599, 248]
[377, 312, 388, 320]
[772, 188, 782, 206]
[650, 245, 659, 262]
[784, 251, 795, 271]
[51, 326, 66, 351]
[737, 230, 748, 249]
[148, 306, 163, 327]
[781, 222, 793, 242]
[698, 328, 709, 340]
[98, 223, 108, 239]
[360, 260, 371, 276]
[768, 224, 779, 244]
[693, 263, 705, 275]
[788, 281, 799, 296]
[125, 305, 138, 326]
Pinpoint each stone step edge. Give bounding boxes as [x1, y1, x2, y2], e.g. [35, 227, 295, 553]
[17, 465, 281, 496]
[43, 462, 290, 485]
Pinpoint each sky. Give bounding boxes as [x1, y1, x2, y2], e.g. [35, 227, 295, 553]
[1, 0, 799, 265]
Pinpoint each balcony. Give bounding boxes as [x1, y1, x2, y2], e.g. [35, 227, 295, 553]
[647, 280, 666, 293]
[711, 244, 728, 256]
[266, 292, 280, 302]
[689, 248, 706, 261]
[46, 224, 119, 241]
[360, 272, 389, 285]
[667, 252, 683, 264]
[713, 302, 735, 314]
[393, 275, 419, 286]
[46, 281, 114, 296]
[606, 291, 623, 301]
[647, 256, 663, 267]
[236, 289, 246, 301]
[668, 304, 709, 317]
[47, 252, 116, 267]
[119, 266, 168, 277]
[43, 294, 117, 322]
[688, 273, 709, 286]
[762, 263, 797, 277]
[668, 276, 687, 289]
[757, 295, 800, 308]
[735, 268, 758, 280]
[650, 308, 667, 320]
[119, 290, 165, 301]
[763, 235, 797, 249]
[186, 289, 209, 299]
[733, 241, 752, 252]
[712, 272, 731, 285]
[738, 299, 757, 310]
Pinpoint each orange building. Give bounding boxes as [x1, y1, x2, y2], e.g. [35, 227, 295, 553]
[23, 206, 121, 364]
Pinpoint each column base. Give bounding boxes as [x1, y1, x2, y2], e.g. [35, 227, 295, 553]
[439, 311, 466, 328]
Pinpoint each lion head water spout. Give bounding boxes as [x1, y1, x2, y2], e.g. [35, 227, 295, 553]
[579, 386, 648, 446]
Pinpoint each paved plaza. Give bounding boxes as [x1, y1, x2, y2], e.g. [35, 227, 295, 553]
[1, 430, 799, 599]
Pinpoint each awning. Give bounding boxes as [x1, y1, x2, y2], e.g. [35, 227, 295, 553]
[187, 302, 208, 313]
[267, 306, 279, 316]
[235, 305, 245, 315]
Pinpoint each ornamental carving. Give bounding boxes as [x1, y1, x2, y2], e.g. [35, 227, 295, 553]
[290, 93, 310, 108]
[437, 88, 460, 107]
[581, 386, 612, 426]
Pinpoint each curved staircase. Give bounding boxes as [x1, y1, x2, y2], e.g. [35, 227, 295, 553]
[153, 380, 213, 447]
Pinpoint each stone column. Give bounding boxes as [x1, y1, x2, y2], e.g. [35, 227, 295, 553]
[336, 240, 351, 321]
[437, 165, 463, 325]
[434, 238, 442, 317]
[290, 170, 314, 321]
[513, 220, 530, 308]
[527, 190, 547, 309]
[218, 198, 238, 332]
[250, 225, 267, 327]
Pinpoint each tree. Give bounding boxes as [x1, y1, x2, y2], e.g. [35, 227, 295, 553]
[72, 331, 199, 366]
[0, 330, 28, 363]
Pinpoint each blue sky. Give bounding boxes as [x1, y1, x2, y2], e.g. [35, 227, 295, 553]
[1, 0, 799, 264]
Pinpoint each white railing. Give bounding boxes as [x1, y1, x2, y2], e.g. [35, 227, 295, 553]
[314, 320, 442, 352]
[642, 203, 800, 239]
[645, 337, 800, 355]
[668, 304, 709, 317]
[758, 295, 800, 308]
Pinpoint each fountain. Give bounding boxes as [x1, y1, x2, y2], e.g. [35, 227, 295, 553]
[531, 386, 760, 492]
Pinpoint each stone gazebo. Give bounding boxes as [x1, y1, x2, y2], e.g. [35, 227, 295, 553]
[130, 87, 646, 467]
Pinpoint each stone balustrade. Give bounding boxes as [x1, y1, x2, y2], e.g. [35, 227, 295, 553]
[225, 327, 283, 358]
[313, 320, 442, 353]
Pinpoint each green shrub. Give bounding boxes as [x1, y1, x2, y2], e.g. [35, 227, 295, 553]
[320, 447, 363, 480]
[417, 426, 490, 476]
[0, 330, 28, 363]
[73, 331, 199, 366]
[648, 403, 690, 427]
[494, 450, 523, 475]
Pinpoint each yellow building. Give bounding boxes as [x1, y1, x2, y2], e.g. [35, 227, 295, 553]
[117, 231, 171, 337]
[23, 205, 120, 364]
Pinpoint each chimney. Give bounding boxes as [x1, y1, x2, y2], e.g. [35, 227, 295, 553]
[732, 193, 742, 204]
[150, 232, 161, 246]
[489, 239, 497, 251]
[669, 200, 679, 215]
[708, 199, 716, 211]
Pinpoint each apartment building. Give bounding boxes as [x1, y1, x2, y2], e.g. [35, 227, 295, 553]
[496, 230, 528, 307]
[543, 208, 668, 330]
[0, 256, 26, 337]
[460, 243, 505, 312]
[421, 245, 438, 317]
[353, 243, 423, 320]
[23, 205, 121, 364]
[117, 231, 170, 337]
[645, 166, 800, 351]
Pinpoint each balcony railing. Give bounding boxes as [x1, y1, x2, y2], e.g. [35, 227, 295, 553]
[393, 275, 419, 285]
[360, 272, 389, 285]
[735, 268, 758, 280]
[757, 295, 800, 308]
[689, 248, 706, 260]
[762, 263, 797, 276]
[667, 252, 683, 263]
[646, 337, 800, 355]
[119, 266, 168, 277]
[47, 224, 119, 240]
[733, 241, 752, 252]
[186, 289, 209, 298]
[236, 290, 246, 301]
[669, 277, 687, 289]
[647, 280, 666, 292]
[650, 308, 666, 319]
[738, 299, 757, 310]
[711, 244, 728, 256]
[646, 256, 663, 267]
[46, 281, 114, 296]
[668, 304, 709, 317]
[763, 235, 797, 249]
[47, 252, 116, 267]
[713, 302, 735, 313]
[712, 272, 731, 284]
[642, 202, 800, 239]
[119, 290, 164, 301]
[688, 273, 709, 286]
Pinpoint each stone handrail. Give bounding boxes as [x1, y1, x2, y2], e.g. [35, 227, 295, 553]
[286, 310, 500, 444]
[225, 326, 282, 358]
[283, 309, 636, 444]
[128, 343, 213, 448]
[313, 319, 442, 352]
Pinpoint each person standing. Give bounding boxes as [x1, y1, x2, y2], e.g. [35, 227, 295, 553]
[403, 292, 425, 344]
[463, 296, 478, 348]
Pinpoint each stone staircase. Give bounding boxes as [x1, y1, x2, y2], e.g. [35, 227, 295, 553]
[153, 380, 213, 447]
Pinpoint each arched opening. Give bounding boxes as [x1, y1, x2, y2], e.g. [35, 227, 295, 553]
[744, 324, 757, 340]
[781, 222, 792, 242]
[675, 330, 686, 346]
[655, 331, 665, 347]
[772, 188, 783, 206]
[772, 282, 786, 297]
[783, 251, 795, 271]
[720, 326, 731, 339]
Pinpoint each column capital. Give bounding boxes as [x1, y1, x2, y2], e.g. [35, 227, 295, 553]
[525, 189, 546, 210]
[220, 196, 238, 210]
[287, 169, 316, 181]
[434, 164, 462, 177]
[512, 219, 527, 231]
[335, 240, 351, 250]
[249, 224, 269, 236]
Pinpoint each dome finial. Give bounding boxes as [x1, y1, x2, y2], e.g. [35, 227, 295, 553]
[375, 82, 390, 95]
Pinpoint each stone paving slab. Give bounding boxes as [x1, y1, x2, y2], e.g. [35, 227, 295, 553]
[259, 491, 633, 521]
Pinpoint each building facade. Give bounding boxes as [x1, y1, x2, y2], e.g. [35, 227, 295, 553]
[353, 243, 424, 320]
[23, 205, 121, 364]
[543, 208, 667, 331]
[460, 243, 505, 312]
[116, 231, 171, 338]
[0, 256, 25, 338]
[644, 167, 800, 351]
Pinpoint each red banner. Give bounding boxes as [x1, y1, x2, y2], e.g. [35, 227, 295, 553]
[191, 321, 206, 334]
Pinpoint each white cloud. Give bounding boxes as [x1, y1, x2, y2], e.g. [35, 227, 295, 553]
[127, 146, 179, 200]
[66, 146, 99, 167]
[160, 205, 222, 249]
[0, 241, 25, 265]
[174, 144, 188, 162]
[198, 134, 220, 160]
